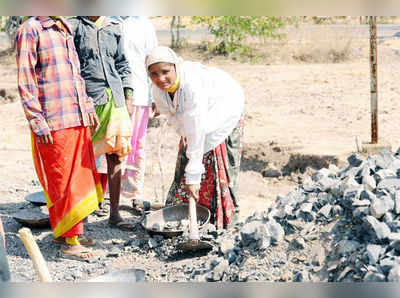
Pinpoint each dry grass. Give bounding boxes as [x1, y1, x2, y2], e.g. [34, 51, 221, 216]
[290, 38, 354, 63]
[173, 36, 364, 66]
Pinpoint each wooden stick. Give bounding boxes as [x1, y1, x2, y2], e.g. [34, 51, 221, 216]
[188, 197, 200, 241]
[18, 227, 52, 282]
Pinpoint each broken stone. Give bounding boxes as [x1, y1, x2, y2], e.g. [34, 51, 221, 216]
[204, 223, 218, 238]
[374, 169, 396, 185]
[352, 206, 370, 218]
[240, 221, 268, 246]
[311, 244, 326, 267]
[283, 204, 294, 217]
[370, 198, 391, 219]
[317, 177, 337, 192]
[394, 191, 400, 215]
[337, 266, 354, 282]
[379, 257, 397, 274]
[219, 238, 235, 255]
[388, 233, 400, 241]
[363, 271, 386, 282]
[378, 178, 400, 191]
[382, 212, 394, 223]
[318, 204, 332, 218]
[339, 176, 360, 195]
[362, 175, 376, 192]
[312, 168, 330, 182]
[148, 238, 160, 249]
[389, 159, 400, 174]
[328, 164, 339, 174]
[266, 220, 284, 243]
[332, 205, 343, 216]
[266, 208, 286, 220]
[291, 237, 305, 249]
[342, 186, 362, 208]
[292, 270, 309, 282]
[387, 264, 400, 281]
[375, 150, 396, 170]
[360, 189, 376, 201]
[211, 259, 229, 281]
[256, 236, 271, 250]
[348, 153, 364, 167]
[352, 199, 371, 207]
[302, 177, 317, 192]
[295, 208, 315, 222]
[363, 216, 391, 241]
[300, 202, 313, 213]
[225, 249, 237, 265]
[366, 244, 383, 265]
[336, 240, 360, 256]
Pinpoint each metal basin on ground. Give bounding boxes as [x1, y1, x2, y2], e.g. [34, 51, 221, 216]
[13, 206, 50, 228]
[142, 203, 211, 238]
[25, 191, 47, 206]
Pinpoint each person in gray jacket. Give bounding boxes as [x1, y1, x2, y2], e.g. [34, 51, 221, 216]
[69, 16, 135, 230]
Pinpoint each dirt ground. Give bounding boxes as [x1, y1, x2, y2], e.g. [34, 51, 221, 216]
[2, 22, 400, 280]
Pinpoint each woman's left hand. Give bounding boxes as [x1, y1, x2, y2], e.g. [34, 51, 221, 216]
[185, 184, 200, 201]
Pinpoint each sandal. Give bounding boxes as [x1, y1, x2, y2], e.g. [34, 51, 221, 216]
[53, 236, 95, 246]
[61, 245, 101, 262]
[93, 208, 109, 217]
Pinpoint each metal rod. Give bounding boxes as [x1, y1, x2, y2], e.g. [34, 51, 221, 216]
[369, 16, 378, 144]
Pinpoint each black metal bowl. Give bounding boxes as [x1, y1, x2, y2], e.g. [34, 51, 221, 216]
[142, 203, 211, 238]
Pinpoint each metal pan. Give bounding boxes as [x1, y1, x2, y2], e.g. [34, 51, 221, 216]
[25, 191, 47, 206]
[13, 206, 50, 228]
[142, 203, 210, 238]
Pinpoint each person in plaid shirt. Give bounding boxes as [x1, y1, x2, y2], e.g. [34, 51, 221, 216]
[15, 16, 104, 261]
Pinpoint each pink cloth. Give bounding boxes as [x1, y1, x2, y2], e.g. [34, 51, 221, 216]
[121, 105, 150, 200]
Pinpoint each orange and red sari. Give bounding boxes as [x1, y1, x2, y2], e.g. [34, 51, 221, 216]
[31, 126, 103, 239]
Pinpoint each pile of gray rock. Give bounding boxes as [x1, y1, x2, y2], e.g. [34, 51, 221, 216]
[124, 149, 400, 282]
[265, 149, 400, 281]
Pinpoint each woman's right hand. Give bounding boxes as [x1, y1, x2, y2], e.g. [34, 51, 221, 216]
[185, 183, 200, 202]
[36, 133, 53, 145]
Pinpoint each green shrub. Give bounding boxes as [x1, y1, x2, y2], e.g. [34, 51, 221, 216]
[192, 16, 288, 55]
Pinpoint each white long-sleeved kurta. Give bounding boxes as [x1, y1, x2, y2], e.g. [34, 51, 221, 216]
[151, 61, 245, 185]
[114, 16, 158, 106]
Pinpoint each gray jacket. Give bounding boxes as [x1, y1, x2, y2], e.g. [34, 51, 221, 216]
[68, 16, 133, 107]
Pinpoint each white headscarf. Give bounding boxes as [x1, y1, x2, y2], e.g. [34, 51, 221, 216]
[145, 46, 185, 114]
[145, 46, 180, 70]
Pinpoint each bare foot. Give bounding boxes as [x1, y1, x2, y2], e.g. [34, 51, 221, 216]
[108, 213, 124, 226]
[108, 216, 135, 231]
[61, 245, 101, 261]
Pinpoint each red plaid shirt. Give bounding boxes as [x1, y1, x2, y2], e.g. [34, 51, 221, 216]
[15, 16, 95, 136]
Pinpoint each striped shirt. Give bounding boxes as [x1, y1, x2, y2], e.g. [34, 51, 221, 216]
[15, 16, 95, 136]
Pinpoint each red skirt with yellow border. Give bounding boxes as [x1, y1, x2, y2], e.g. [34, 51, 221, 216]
[31, 126, 103, 238]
